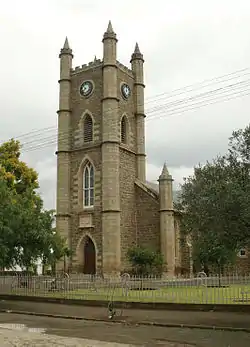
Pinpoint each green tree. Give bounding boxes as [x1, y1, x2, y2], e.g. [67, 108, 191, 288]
[177, 125, 250, 277]
[0, 139, 39, 195]
[0, 178, 21, 269]
[42, 226, 72, 274]
[127, 246, 164, 276]
[14, 201, 55, 270]
[0, 139, 67, 270]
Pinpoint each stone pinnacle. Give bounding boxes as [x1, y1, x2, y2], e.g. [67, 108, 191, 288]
[107, 20, 114, 33]
[63, 37, 70, 49]
[134, 42, 141, 54]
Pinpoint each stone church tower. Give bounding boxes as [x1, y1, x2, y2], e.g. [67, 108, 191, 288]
[56, 22, 189, 277]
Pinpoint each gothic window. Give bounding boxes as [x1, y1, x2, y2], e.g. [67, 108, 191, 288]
[83, 114, 93, 143]
[121, 116, 128, 144]
[83, 161, 94, 207]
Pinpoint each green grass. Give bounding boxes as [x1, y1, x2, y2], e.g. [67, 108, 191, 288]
[8, 285, 250, 305]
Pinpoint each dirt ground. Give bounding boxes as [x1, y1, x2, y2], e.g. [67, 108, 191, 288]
[0, 313, 249, 346]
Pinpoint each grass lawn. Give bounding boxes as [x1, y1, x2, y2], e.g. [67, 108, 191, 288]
[8, 284, 250, 305]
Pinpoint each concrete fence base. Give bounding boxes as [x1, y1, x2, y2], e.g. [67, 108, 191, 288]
[0, 294, 250, 313]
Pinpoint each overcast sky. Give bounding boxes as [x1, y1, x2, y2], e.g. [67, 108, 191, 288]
[1, 0, 250, 209]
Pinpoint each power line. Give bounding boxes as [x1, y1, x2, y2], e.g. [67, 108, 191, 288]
[3, 66, 250, 144]
[18, 76, 250, 151]
[148, 88, 250, 122]
[146, 79, 250, 117]
[21, 82, 250, 152]
[146, 70, 250, 104]
[21, 85, 250, 153]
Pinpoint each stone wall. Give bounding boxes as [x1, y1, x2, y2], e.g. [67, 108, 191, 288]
[69, 147, 102, 273]
[117, 67, 137, 151]
[135, 183, 160, 251]
[70, 65, 103, 136]
[120, 147, 137, 271]
[174, 214, 192, 276]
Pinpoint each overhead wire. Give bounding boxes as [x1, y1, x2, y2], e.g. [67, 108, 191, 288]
[2, 66, 250, 144]
[19, 77, 250, 151]
[21, 83, 250, 153]
[22, 82, 250, 153]
[1, 67, 250, 154]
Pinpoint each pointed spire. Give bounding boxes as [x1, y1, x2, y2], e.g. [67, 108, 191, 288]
[107, 20, 114, 33]
[130, 42, 144, 63]
[59, 36, 73, 58]
[134, 42, 141, 54]
[94, 55, 97, 62]
[161, 162, 169, 176]
[103, 20, 117, 42]
[63, 37, 70, 49]
[158, 162, 173, 181]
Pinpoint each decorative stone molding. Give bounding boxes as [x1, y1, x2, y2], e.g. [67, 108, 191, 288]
[79, 213, 93, 228]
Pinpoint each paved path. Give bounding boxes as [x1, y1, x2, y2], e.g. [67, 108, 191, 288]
[0, 313, 249, 346]
[1, 300, 250, 329]
[0, 327, 139, 346]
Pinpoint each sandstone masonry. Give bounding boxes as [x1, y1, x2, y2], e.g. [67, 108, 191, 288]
[56, 22, 192, 277]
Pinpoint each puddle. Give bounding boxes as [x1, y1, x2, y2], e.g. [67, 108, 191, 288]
[0, 323, 45, 334]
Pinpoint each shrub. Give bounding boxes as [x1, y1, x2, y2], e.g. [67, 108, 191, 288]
[127, 246, 164, 276]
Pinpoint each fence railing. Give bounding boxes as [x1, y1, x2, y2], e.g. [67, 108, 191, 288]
[0, 273, 250, 305]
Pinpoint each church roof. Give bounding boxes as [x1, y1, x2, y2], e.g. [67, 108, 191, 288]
[146, 181, 181, 203]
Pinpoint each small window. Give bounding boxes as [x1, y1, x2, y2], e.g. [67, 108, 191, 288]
[83, 161, 94, 207]
[121, 116, 127, 144]
[83, 114, 93, 143]
[238, 249, 247, 258]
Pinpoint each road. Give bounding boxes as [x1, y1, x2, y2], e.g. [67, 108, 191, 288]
[0, 312, 249, 346]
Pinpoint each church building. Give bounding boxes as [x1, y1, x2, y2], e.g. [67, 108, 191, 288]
[56, 21, 191, 277]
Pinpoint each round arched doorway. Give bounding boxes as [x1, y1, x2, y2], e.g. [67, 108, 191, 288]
[83, 236, 96, 274]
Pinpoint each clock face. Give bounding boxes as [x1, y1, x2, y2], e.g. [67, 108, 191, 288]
[121, 83, 131, 99]
[80, 81, 93, 97]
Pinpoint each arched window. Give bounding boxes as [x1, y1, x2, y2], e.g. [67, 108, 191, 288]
[83, 161, 94, 207]
[121, 116, 127, 144]
[83, 114, 93, 143]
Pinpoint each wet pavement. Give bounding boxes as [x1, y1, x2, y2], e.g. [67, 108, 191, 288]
[0, 313, 249, 346]
[0, 325, 139, 346]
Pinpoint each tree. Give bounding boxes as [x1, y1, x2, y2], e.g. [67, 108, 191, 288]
[0, 139, 67, 271]
[177, 124, 250, 276]
[0, 139, 39, 195]
[127, 246, 164, 276]
[15, 201, 54, 270]
[42, 226, 72, 274]
[0, 178, 53, 270]
[0, 178, 21, 269]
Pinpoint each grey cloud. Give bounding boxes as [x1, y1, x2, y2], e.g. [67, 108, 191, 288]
[146, 97, 250, 169]
[146, 130, 228, 168]
[147, 134, 229, 169]
[1, 1, 250, 209]
[38, 177, 56, 210]
[22, 150, 57, 210]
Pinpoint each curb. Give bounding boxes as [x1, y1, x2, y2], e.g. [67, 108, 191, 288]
[1, 295, 250, 313]
[1, 309, 250, 334]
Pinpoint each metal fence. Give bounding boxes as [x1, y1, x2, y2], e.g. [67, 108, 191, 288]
[0, 272, 250, 305]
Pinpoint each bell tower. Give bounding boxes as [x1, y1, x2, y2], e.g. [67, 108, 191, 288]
[56, 22, 147, 275]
